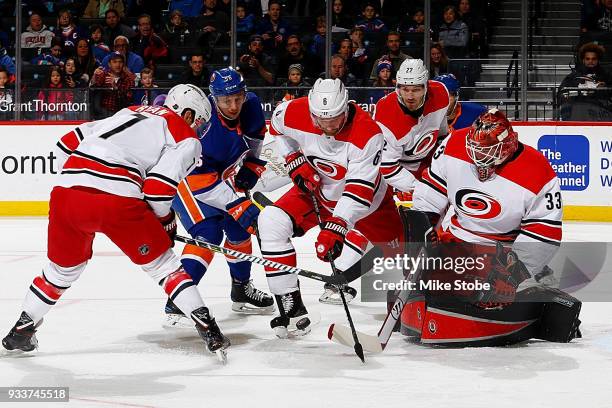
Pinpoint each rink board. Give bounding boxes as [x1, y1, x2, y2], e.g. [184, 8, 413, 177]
[0, 121, 610, 221]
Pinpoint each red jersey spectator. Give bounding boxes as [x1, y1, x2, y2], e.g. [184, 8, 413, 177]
[132, 14, 169, 70]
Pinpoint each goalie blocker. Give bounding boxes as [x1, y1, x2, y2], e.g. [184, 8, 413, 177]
[396, 208, 582, 347]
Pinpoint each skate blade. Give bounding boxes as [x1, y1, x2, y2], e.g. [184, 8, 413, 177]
[162, 314, 194, 329]
[215, 349, 228, 365]
[319, 289, 355, 305]
[231, 302, 275, 315]
[1, 335, 39, 355]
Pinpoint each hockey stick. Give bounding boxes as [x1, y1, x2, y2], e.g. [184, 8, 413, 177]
[328, 245, 426, 353]
[309, 192, 365, 363]
[175, 234, 380, 285]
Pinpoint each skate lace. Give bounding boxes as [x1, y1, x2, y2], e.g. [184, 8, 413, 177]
[281, 293, 294, 313]
[245, 280, 266, 302]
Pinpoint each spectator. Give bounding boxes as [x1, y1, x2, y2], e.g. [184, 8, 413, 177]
[102, 36, 145, 74]
[74, 38, 99, 82]
[133, 67, 160, 105]
[0, 46, 15, 77]
[31, 38, 64, 66]
[21, 13, 55, 50]
[369, 31, 411, 80]
[274, 63, 310, 104]
[37, 65, 74, 120]
[256, 0, 292, 56]
[237, 3, 256, 34]
[195, 0, 230, 55]
[398, 9, 426, 33]
[63, 57, 86, 88]
[429, 42, 449, 77]
[0, 66, 13, 118]
[370, 59, 394, 87]
[161, 10, 191, 46]
[582, 0, 612, 32]
[346, 27, 371, 82]
[355, 2, 388, 34]
[237, 34, 275, 85]
[54, 9, 86, 56]
[91, 51, 136, 118]
[89, 25, 111, 64]
[558, 42, 612, 102]
[276, 34, 322, 82]
[437, 5, 469, 57]
[337, 38, 352, 61]
[179, 52, 210, 87]
[310, 16, 328, 60]
[324, 54, 359, 86]
[332, 0, 354, 31]
[83, 0, 126, 18]
[103, 8, 136, 46]
[169, 0, 204, 18]
[132, 14, 169, 70]
[457, 0, 486, 57]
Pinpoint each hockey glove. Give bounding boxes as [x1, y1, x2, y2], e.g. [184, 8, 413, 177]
[476, 245, 531, 309]
[226, 197, 260, 234]
[234, 157, 267, 192]
[285, 151, 321, 194]
[159, 209, 177, 245]
[315, 217, 348, 262]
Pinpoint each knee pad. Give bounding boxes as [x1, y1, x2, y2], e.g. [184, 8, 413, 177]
[182, 244, 215, 269]
[43, 261, 87, 288]
[160, 267, 195, 300]
[142, 248, 182, 283]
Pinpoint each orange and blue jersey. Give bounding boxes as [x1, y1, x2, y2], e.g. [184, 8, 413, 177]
[449, 101, 487, 131]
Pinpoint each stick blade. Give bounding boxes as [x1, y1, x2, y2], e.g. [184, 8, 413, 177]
[328, 323, 383, 354]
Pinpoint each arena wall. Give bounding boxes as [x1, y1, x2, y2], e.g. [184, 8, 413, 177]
[0, 121, 610, 221]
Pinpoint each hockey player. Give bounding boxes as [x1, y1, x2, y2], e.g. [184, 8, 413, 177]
[2, 84, 232, 359]
[433, 74, 486, 131]
[165, 67, 274, 326]
[374, 59, 450, 207]
[259, 78, 404, 337]
[405, 109, 581, 345]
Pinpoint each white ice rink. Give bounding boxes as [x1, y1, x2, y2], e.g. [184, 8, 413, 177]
[1, 217, 611, 408]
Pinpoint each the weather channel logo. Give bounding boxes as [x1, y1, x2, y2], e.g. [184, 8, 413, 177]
[538, 135, 589, 191]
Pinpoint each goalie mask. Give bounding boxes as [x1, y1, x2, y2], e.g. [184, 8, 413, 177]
[466, 109, 518, 181]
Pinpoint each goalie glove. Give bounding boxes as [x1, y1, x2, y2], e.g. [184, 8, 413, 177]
[315, 217, 348, 262]
[285, 151, 321, 194]
[476, 245, 531, 309]
[234, 157, 267, 192]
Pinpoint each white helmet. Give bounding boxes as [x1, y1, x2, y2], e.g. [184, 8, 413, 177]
[396, 59, 429, 87]
[308, 78, 349, 119]
[165, 84, 212, 129]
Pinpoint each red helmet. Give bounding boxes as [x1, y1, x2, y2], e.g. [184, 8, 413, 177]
[466, 109, 518, 181]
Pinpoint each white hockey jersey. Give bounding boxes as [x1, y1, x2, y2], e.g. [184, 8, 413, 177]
[413, 127, 563, 275]
[270, 98, 386, 228]
[375, 80, 449, 192]
[54, 105, 201, 217]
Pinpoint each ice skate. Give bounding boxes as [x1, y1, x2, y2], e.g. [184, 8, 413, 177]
[192, 306, 230, 364]
[231, 279, 275, 315]
[319, 283, 357, 305]
[270, 290, 320, 339]
[162, 298, 194, 329]
[2, 312, 40, 352]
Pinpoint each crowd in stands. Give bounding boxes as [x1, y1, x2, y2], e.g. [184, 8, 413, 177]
[0, 0, 494, 119]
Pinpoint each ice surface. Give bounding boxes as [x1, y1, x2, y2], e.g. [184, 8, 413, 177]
[1, 218, 611, 408]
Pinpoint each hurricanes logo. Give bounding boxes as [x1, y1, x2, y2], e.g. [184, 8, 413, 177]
[307, 155, 346, 180]
[455, 188, 502, 219]
[404, 131, 437, 158]
[139, 244, 150, 255]
[428, 319, 437, 334]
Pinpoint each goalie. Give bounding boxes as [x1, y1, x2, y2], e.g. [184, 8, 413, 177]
[401, 109, 582, 346]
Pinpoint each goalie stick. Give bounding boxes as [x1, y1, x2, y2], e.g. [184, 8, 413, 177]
[175, 235, 382, 285]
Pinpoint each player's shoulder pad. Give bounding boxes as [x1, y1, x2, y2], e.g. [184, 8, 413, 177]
[502, 143, 558, 194]
[280, 97, 319, 134]
[424, 80, 450, 115]
[374, 91, 399, 114]
[130, 105, 197, 142]
[441, 127, 471, 162]
[461, 101, 487, 116]
[339, 103, 382, 149]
